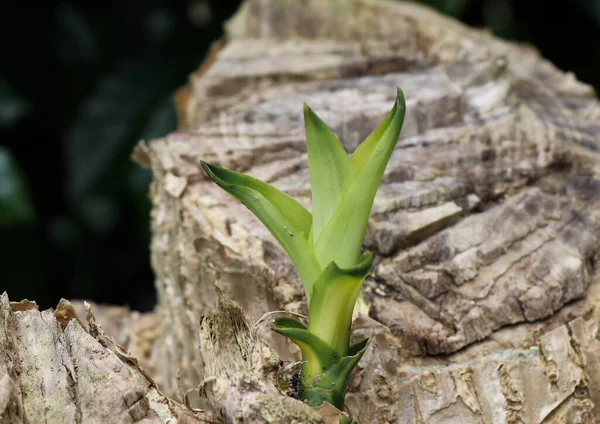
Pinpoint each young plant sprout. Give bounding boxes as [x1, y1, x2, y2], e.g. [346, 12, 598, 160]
[201, 87, 406, 414]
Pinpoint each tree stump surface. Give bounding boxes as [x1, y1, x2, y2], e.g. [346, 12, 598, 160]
[0, 293, 216, 423]
[138, 0, 600, 422]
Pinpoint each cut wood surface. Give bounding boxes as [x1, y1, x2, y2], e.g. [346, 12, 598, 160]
[137, 0, 600, 422]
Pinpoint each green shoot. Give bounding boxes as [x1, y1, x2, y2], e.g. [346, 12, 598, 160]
[201, 87, 406, 418]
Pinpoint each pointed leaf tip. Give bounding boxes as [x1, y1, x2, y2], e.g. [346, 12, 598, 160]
[313, 88, 406, 269]
[200, 160, 218, 182]
[396, 86, 405, 103]
[274, 316, 307, 330]
[348, 338, 369, 357]
[304, 103, 352, 243]
[200, 160, 321, 297]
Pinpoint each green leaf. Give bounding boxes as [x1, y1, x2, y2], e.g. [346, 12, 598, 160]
[301, 341, 370, 409]
[324, 343, 368, 391]
[314, 88, 406, 268]
[339, 416, 358, 424]
[274, 316, 307, 330]
[273, 326, 338, 380]
[308, 252, 373, 357]
[350, 88, 406, 171]
[201, 161, 322, 295]
[348, 338, 369, 357]
[304, 104, 352, 242]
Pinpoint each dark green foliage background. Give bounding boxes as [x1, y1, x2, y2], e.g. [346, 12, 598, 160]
[0, 0, 597, 311]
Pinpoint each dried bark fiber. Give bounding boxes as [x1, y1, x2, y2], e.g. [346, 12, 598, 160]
[197, 290, 322, 423]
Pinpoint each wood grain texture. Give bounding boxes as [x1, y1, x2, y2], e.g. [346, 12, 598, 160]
[140, 0, 600, 421]
[0, 293, 215, 424]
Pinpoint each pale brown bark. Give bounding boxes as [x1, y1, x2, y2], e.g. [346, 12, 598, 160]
[0, 294, 216, 423]
[140, 0, 600, 422]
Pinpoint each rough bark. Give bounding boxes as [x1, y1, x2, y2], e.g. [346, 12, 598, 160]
[137, 0, 600, 422]
[69, 300, 162, 389]
[0, 293, 216, 423]
[197, 290, 322, 423]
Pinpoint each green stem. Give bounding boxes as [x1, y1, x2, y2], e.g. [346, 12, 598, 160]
[299, 338, 369, 410]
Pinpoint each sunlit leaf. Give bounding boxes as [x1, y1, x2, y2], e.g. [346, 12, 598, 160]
[314, 88, 405, 268]
[201, 161, 321, 293]
[304, 104, 351, 242]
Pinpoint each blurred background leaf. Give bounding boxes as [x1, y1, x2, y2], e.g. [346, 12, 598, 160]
[0, 77, 32, 129]
[0, 147, 35, 227]
[0, 0, 597, 311]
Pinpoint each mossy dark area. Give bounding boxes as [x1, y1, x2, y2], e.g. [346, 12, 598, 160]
[0, 0, 597, 311]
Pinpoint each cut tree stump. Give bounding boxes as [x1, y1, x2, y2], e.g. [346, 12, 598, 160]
[138, 0, 600, 422]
